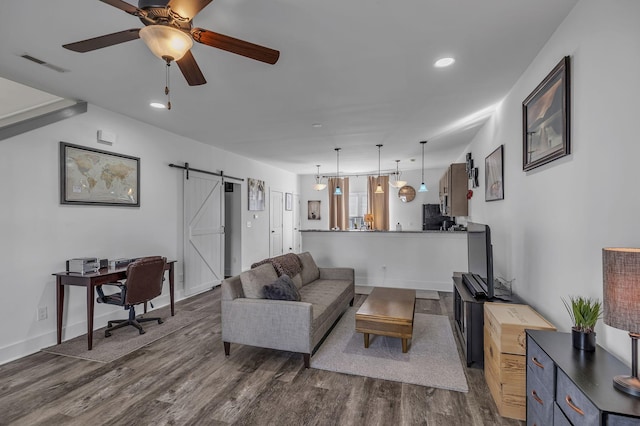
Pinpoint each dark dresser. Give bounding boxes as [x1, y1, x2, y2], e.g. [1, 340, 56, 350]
[526, 330, 640, 425]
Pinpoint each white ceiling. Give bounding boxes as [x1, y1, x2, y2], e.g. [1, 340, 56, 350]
[0, 0, 578, 175]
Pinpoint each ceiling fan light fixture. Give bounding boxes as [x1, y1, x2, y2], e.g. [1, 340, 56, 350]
[139, 25, 193, 61]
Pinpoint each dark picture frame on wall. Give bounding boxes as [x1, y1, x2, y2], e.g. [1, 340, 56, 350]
[60, 142, 140, 207]
[485, 145, 504, 201]
[522, 56, 571, 171]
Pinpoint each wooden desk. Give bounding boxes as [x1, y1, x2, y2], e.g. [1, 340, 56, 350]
[52, 260, 176, 350]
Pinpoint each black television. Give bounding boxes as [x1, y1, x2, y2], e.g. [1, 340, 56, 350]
[465, 222, 494, 299]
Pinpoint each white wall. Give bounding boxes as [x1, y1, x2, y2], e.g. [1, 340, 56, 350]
[302, 231, 467, 292]
[465, 0, 640, 365]
[299, 167, 445, 231]
[0, 104, 297, 364]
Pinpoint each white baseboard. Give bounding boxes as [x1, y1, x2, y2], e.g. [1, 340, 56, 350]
[0, 291, 183, 366]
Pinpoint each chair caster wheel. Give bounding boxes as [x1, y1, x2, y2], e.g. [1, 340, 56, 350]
[105, 331, 111, 338]
[158, 319, 164, 324]
[139, 329, 146, 335]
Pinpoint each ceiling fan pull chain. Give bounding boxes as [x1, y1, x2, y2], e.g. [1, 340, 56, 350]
[165, 57, 172, 110]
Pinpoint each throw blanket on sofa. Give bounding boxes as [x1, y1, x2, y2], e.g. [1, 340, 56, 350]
[251, 253, 302, 278]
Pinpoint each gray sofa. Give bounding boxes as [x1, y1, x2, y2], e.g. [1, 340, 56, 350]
[221, 252, 354, 368]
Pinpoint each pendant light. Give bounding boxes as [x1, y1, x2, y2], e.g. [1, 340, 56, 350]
[390, 160, 407, 188]
[334, 148, 342, 195]
[419, 140, 429, 192]
[313, 165, 327, 191]
[375, 144, 384, 194]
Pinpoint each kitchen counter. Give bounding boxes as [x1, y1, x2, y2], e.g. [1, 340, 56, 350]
[301, 230, 467, 292]
[301, 229, 466, 233]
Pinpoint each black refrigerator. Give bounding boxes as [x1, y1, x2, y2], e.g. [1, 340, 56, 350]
[422, 204, 452, 230]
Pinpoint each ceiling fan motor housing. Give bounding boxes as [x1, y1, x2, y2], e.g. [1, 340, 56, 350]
[138, 0, 170, 9]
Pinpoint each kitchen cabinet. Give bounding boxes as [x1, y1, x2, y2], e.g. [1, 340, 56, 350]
[440, 163, 468, 217]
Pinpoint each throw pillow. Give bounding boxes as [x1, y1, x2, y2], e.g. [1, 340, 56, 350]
[262, 274, 302, 301]
[298, 252, 320, 286]
[240, 263, 278, 298]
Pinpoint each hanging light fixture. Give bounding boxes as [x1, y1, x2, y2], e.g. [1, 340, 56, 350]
[312, 165, 327, 191]
[375, 144, 384, 194]
[139, 25, 194, 110]
[419, 140, 429, 192]
[389, 160, 408, 188]
[334, 148, 342, 195]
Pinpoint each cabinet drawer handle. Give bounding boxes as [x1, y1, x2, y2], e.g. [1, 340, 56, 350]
[565, 395, 585, 416]
[531, 390, 544, 405]
[531, 356, 544, 369]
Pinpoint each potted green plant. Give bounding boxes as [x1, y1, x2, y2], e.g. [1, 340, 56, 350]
[562, 296, 602, 351]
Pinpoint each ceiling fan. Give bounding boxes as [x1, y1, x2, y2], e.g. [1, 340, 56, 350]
[62, 0, 280, 87]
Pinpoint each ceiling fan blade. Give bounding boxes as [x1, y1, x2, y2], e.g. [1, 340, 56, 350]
[192, 28, 280, 65]
[168, 0, 213, 20]
[99, 0, 142, 15]
[176, 50, 207, 86]
[63, 29, 141, 53]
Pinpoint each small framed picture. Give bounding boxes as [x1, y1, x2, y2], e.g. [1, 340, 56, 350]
[485, 145, 504, 201]
[308, 200, 321, 220]
[285, 192, 293, 211]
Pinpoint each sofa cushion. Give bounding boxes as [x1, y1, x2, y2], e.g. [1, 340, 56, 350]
[262, 274, 301, 301]
[291, 273, 303, 289]
[240, 263, 278, 298]
[298, 252, 320, 286]
[299, 279, 353, 328]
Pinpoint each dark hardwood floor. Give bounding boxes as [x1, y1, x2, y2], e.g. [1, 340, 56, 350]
[0, 289, 525, 425]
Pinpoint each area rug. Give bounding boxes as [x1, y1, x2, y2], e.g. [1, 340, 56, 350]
[355, 286, 440, 300]
[42, 309, 207, 363]
[311, 308, 468, 392]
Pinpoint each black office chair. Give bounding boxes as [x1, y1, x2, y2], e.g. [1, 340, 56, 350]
[96, 256, 167, 337]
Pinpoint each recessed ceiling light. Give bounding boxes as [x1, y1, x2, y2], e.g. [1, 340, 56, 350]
[434, 57, 455, 68]
[312, 123, 323, 128]
[150, 102, 166, 109]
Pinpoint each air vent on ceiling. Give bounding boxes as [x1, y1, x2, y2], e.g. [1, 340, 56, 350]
[20, 54, 69, 73]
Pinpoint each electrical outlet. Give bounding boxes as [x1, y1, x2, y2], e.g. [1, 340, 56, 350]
[37, 306, 48, 321]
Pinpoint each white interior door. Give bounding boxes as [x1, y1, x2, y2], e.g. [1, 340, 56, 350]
[270, 190, 283, 256]
[184, 171, 224, 296]
[293, 194, 301, 253]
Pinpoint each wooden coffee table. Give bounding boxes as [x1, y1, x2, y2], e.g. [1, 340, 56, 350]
[355, 287, 416, 353]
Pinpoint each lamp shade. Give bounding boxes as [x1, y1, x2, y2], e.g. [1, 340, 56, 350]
[364, 214, 374, 223]
[603, 248, 640, 333]
[313, 182, 327, 191]
[139, 25, 193, 61]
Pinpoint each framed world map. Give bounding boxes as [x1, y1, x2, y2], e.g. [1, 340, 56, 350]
[60, 142, 140, 206]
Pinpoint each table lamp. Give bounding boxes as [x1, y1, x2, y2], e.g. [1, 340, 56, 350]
[603, 247, 640, 397]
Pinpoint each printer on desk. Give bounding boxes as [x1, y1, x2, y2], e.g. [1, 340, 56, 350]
[66, 257, 99, 275]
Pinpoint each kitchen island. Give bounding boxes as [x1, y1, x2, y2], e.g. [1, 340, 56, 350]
[301, 229, 467, 292]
